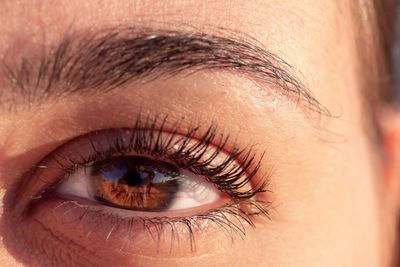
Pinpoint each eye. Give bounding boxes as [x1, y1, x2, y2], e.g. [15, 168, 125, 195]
[20, 119, 270, 258]
[56, 156, 222, 212]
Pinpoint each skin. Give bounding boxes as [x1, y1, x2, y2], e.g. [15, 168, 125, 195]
[0, 0, 399, 266]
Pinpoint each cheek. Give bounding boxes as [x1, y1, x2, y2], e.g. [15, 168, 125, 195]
[311, 134, 383, 265]
[259, 123, 384, 266]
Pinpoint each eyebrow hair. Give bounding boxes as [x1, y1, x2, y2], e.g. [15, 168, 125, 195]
[0, 27, 329, 115]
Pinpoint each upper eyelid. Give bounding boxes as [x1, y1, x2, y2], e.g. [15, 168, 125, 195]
[48, 125, 270, 219]
[5, 115, 269, 217]
[24, 114, 266, 198]
[55, 125, 266, 198]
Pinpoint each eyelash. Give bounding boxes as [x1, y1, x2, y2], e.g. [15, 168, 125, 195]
[42, 115, 271, 249]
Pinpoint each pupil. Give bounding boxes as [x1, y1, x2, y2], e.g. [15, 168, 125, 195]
[124, 171, 146, 186]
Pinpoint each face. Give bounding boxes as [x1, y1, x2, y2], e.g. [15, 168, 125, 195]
[0, 1, 398, 266]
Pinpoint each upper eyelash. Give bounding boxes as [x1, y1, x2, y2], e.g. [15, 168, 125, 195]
[56, 114, 269, 201]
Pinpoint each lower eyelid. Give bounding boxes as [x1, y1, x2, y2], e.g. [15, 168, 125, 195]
[52, 192, 230, 219]
[28, 196, 257, 258]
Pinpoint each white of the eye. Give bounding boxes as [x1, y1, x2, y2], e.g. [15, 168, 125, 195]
[166, 170, 219, 210]
[56, 167, 220, 211]
[56, 168, 94, 199]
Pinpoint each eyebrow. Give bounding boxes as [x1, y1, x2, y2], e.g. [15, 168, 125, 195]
[0, 27, 328, 115]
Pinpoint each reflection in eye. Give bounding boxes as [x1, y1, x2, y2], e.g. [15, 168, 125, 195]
[57, 156, 220, 211]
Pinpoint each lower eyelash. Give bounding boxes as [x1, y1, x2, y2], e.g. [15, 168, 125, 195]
[51, 198, 271, 252]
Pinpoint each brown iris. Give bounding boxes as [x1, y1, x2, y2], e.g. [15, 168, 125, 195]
[90, 156, 181, 211]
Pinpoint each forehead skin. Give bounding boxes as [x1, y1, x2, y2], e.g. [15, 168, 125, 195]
[0, 1, 393, 267]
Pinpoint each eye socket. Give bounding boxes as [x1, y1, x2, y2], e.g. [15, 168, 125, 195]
[56, 156, 222, 212]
